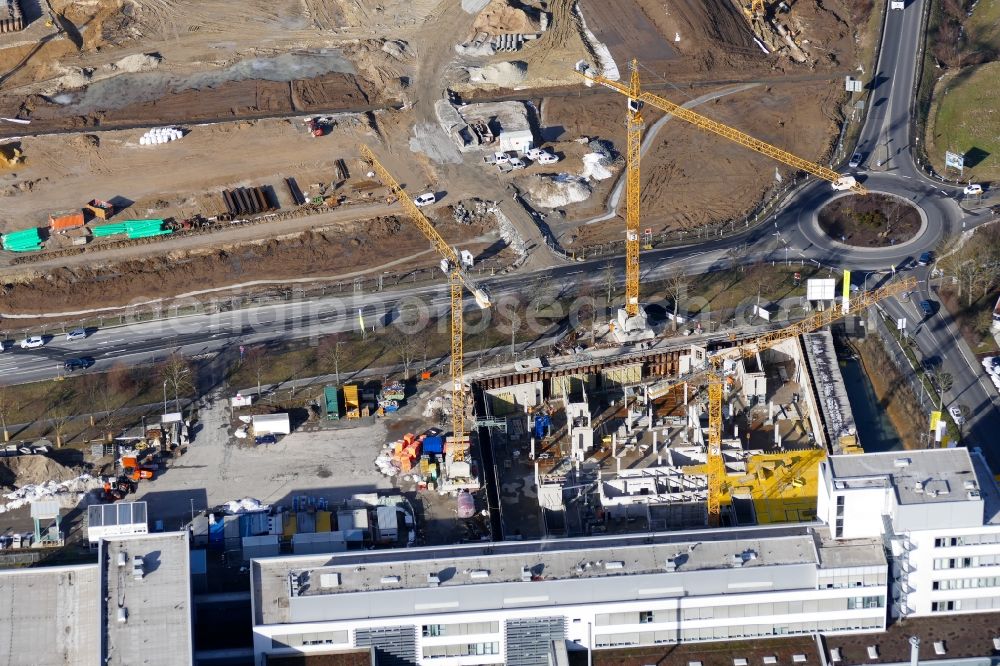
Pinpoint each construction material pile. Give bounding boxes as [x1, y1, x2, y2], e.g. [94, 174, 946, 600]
[92, 218, 172, 239]
[375, 434, 449, 489]
[139, 127, 184, 145]
[379, 382, 405, 413]
[580, 153, 613, 181]
[1, 227, 42, 252]
[222, 497, 270, 514]
[522, 173, 592, 209]
[0, 453, 100, 514]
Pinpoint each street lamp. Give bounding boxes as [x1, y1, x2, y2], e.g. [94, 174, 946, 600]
[162, 380, 168, 414]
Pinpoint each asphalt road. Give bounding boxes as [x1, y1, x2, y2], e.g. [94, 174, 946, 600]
[1, 0, 997, 460]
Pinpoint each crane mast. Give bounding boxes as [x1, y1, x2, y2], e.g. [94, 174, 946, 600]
[672, 276, 915, 526]
[624, 62, 643, 318]
[360, 144, 490, 448]
[580, 61, 867, 195]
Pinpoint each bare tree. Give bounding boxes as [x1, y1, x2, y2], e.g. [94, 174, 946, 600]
[390, 329, 420, 380]
[244, 346, 268, 396]
[932, 369, 954, 410]
[318, 335, 346, 385]
[159, 353, 194, 412]
[0, 384, 17, 443]
[87, 375, 121, 435]
[661, 274, 689, 331]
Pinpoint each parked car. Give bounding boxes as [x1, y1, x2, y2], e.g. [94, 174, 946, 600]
[65, 328, 87, 342]
[919, 300, 935, 317]
[493, 151, 511, 164]
[948, 406, 966, 426]
[537, 152, 560, 165]
[0, 340, 7, 352]
[508, 157, 526, 170]
[64, 357, 93, 372]
[413, 192, 436, 207]
[964, 183, 983, 196]
[982, 356, 1000, 376]
[18, 336, 44, 349]
[918, 251, 933, 266]
[524, 148, 546, 160]
[848, 152, 863, 168]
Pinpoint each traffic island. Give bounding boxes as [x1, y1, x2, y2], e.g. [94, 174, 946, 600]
[817, 193, 920, 248]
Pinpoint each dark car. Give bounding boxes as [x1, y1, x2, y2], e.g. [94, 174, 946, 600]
[918, 251, 933, 266]
[63, 357, 93, 372]
[919, 300, 935, 317]
[849, 152, 864, 168]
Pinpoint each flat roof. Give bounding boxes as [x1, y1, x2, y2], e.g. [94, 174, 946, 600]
[101, 531, 192, 666]
[829, 449, 983, 506]
[253, 525, 885, 625]
[0, 564, 100, 665]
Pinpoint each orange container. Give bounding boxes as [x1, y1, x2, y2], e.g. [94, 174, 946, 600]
[49, 212, 85, 231]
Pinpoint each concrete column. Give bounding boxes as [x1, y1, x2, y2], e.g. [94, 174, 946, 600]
[612, 433, 617, 459]
[531, 437, 536, 459]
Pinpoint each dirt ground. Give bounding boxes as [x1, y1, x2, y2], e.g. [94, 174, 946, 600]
[553, 79, 845, 247]
[0, 116, 372, 231]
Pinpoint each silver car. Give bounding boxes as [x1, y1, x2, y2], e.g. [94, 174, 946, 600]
[18, 336, 44, 349]
[66, 328, 87, 342]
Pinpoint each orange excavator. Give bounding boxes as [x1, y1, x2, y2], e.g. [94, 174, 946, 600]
[121, 456, 154, 482]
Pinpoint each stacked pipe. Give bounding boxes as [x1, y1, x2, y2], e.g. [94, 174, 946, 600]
[221, 186, 277, 216]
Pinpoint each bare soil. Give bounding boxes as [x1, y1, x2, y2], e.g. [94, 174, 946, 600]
[553, 79, 845, 247]
[818, 194, 920, 247]
[0, 217, 490, 314]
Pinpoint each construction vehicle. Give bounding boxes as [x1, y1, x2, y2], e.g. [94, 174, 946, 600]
[103, 476, 138, 502]
[360, 144, 491, 450]
[577, 60, 867, 331]
[657, 276, 916, 526]
[121, 456, 154, 482]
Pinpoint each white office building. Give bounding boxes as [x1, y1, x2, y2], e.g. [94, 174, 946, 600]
[817, 446, 1000, 618]
[251, 525, 888, 665]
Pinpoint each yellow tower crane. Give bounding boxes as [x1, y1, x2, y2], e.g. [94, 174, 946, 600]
[661, 276, 915, 525]
[745, 0, 766, 19]
[360, 145, 491, 449]
[578, 59, 865, 320]
[579, 61, 867, 195]
[624, 61, 644, 318]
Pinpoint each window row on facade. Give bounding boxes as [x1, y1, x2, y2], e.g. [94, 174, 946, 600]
[422, 641, 501, 658]
[933, 533, 1000, 547]
[932, 554, 1000, 569]
[930, 595, 1000, 613]
[595, 595, 885, 626]
[422, 622, 500, 638]
[594, 618, 884, 648]
[931, 575, 1000, 591]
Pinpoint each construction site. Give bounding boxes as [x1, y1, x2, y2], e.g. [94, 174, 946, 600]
[0, 0, 875, 313]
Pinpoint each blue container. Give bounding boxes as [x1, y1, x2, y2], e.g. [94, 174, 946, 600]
[423, 436, 444, 454]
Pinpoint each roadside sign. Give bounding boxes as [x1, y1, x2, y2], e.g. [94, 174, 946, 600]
[896, 317, 906, 331]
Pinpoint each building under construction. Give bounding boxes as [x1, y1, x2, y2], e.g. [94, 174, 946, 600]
[473, 331, 860, 538]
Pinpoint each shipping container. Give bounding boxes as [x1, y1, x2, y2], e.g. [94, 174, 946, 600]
[316, 510, 332, 532]
[376, 505, 398, 543]
[343, 385, 360, 419]
[252, 413, 291, 435]
[323, 386, 341, 420]
[49, 212, 85, 232]
[296, 511, 316, 534]
[85, 200, 115, 220]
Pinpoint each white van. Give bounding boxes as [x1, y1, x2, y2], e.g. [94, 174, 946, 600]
[413, 193, 436, 207]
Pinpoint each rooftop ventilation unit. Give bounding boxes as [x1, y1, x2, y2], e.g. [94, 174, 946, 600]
[968, 490, 982, 500]
[664, 559, 677, 572]
[521, 566, 532, 582]
[469, 570, 491, 580]
[964, 480, 978, 490]
[427, 574, 440, 587]
[914, 481, 924, 494]
[380, 576, 401, 585]
[605, 561, 625, 570]
[319, 573, 341, 589]
[894, 458, 911, 468]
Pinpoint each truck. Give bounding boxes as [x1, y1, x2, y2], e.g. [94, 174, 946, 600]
[344, 385, 360, 419]
[121, 456, 154, 482]
[323, 385, 341, 420]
